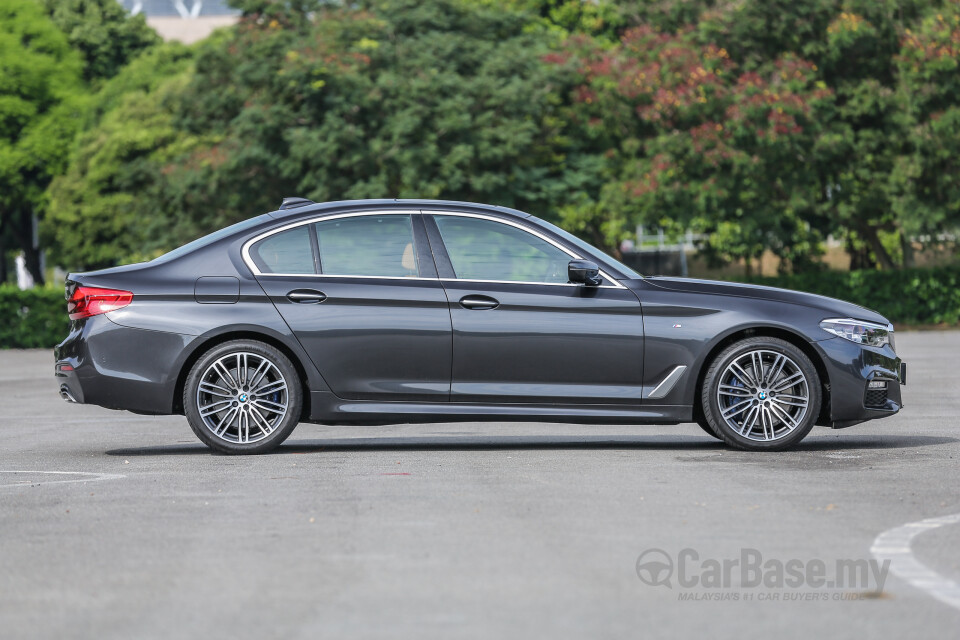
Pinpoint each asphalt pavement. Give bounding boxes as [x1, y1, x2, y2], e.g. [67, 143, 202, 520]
[1, 331, 959, 639]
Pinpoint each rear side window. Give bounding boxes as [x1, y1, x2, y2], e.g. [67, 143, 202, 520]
[250, 225, 316, 274]
[315, 215, 418, 278]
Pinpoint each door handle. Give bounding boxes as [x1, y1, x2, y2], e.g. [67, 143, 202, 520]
[286, 289, 327, 304]
[459, 295, 499, 310]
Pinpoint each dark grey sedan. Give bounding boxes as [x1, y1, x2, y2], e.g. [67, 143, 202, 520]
[55, 198, 905, 453]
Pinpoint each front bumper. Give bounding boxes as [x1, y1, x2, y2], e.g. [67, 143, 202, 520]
[814, 336, 905, 429]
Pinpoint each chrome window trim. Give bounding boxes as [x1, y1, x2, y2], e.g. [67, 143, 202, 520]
[429, 211, 624, 289]
[441, 278, 599, 288]
[242, 210, 421, 277]
[241, 208, 625, 289]
[252, 273, 436, 281]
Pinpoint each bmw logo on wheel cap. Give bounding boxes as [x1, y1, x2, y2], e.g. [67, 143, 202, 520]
[239, 393, 248, 402]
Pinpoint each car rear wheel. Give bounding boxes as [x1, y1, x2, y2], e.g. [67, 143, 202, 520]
[184, 340, 302, 454]
[701, 337, 821, 451]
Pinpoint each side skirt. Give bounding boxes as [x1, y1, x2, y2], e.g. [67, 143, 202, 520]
[307, 391, 692, 425]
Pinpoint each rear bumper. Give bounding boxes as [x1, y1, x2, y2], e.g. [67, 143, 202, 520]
[814, 336, 905, 429]
[55, 315, 193, 415]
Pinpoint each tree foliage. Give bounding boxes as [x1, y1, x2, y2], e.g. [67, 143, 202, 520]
[48, 0, 574, 269]
[549, 0, 960, 271]
[30, 0, 960, 275]
[0, 0, 84, 283]
[42, 0, 160, 84]
[553, 26, 833, 271]
[0, 0, 159, 284]
[44, 44, 196, 268]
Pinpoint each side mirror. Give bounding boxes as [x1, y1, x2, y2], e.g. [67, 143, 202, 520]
[568, 259, 602, 286]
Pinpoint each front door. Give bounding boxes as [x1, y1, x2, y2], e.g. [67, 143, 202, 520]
[249, 211, 451, 401]
[424, 213, 644, 404]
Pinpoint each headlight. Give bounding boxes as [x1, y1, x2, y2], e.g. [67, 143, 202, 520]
[820, 318, 893, 348]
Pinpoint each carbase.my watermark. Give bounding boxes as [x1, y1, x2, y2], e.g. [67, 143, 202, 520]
[635, 548, 889, 595]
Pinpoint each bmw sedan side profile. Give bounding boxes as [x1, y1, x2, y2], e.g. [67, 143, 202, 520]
[55, 198, 906, 453]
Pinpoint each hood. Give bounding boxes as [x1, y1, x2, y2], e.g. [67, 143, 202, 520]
[641, 276, 889, 325]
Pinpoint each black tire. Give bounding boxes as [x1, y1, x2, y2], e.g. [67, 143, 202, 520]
[184, 340, 302, 454]
[695, 415, 721, 439]
[701, 337, 821, 451]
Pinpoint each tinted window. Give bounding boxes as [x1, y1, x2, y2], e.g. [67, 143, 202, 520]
[316, 215, 418, 277]
[535, 218, 642, 279]
[250, 225, 315, 274]
[434, 215, 570, 284]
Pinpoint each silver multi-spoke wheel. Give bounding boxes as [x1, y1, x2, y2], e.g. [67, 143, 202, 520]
[715, 349, 810, 442]
[195, 351, 289, 445]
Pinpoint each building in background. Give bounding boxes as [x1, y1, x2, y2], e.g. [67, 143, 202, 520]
[118, 0, 239, 43]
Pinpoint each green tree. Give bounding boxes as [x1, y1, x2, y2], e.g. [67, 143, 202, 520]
[552, 23, 833, 272]
[41, 0, 960, 275]
[42, 0, 160, 84]
[186, 0, 571, 253]
[550, 0, 960, 272]
[700, 0, 929, 269]
[0, 0, 160, 283]
[0, 0, 84, 284]
[892, 3, 960, 264]
[46, 0, 575, 269]
[44, 44, 196, 269]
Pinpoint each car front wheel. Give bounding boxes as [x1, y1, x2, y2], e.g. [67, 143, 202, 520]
[701, 337, 821, 451]
[184, 340, 302, 454]
[694, 415, 721, 439]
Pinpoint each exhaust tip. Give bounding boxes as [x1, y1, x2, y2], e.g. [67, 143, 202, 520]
[59, 384, 78, 403]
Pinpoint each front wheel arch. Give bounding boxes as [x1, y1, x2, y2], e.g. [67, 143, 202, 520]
[691, 326, 831, 427]
[701, 336, 822, 449]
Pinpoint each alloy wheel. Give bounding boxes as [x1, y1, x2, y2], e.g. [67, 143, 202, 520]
[715, 349, 810, 442]
[195, 352, 289, 444]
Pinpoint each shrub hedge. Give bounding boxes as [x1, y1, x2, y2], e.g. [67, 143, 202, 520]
[0, 285, 69, 349]
[1, 265, 957, 349]
[742, 265, 960, 326]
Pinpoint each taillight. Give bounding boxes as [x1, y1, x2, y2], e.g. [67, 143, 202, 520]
[67, 286, 133, 320]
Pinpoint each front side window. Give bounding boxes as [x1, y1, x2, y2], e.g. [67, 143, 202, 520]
[434, 215, 571, 284]
[316, 214, 419, 278]
[250, 225, 315, 274]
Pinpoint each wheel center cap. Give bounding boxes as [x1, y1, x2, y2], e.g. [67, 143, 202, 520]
[238, 393, 248, 403]
[758, 391, 767, 400]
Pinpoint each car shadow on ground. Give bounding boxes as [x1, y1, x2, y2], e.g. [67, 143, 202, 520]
[104, 434, 958, 457]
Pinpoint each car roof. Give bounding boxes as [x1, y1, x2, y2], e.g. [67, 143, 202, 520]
[266, 198, 533, 221]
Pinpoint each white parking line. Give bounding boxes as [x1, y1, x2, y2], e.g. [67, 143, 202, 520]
[871, 512, 960, 611]
[0, 470, 126, 488]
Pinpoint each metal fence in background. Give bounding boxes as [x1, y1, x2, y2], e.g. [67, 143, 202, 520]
[620, 250, 688, 277]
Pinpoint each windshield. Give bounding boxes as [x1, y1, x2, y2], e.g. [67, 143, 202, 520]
[535, 218, 642, 279]
[151, 214, 272, 264]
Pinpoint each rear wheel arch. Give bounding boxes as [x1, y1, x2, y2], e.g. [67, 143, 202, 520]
[173, 330, 312, 419]
[691, 326, 831, 426]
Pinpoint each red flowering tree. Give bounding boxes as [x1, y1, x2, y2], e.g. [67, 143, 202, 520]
[552, 24, 833, 272]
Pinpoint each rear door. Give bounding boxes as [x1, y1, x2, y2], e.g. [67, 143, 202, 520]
[247, 211, 451, 401]
[424, 212, 645, 404]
